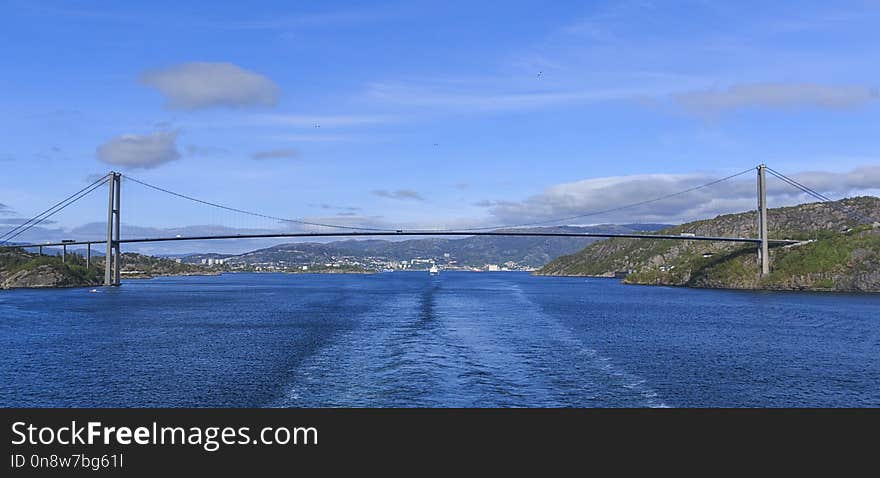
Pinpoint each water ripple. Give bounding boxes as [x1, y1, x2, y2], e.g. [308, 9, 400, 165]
[2, 272, 878, 407]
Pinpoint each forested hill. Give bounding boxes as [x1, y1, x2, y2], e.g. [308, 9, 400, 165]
[0, 250, 209, 289]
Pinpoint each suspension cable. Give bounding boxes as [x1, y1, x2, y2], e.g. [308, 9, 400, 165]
[418, 167, 757, 232]
[2, 167, 837, 246]
[766, 168, 833, 201]
[766, 167, 877, 225]
[126, 168, 756, 234]
[0, 174, 111, 245]
[0, 173, 110, 242]
[122, 174, 396, 232]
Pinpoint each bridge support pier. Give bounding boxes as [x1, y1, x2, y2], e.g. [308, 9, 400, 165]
[757, 164, 770, 276]
[104, 172, 122, 286]
[86, 243, 91, 268]
[114, 174, 121, 286]
[62, 244, 66, 263]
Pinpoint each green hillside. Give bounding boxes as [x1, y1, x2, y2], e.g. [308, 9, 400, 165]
[0, 249, 102, 288]
[0, 249, 210, 288]
[537, 197, 880, 292]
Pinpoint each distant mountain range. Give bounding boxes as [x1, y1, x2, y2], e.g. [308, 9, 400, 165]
[178, 224, 671, 269]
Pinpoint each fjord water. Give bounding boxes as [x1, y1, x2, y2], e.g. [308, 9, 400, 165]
[1, 272, 878, 407]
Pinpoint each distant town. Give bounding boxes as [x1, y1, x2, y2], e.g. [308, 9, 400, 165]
[182, 253, 536, 273]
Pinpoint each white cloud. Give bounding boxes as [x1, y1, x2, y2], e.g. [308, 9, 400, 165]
[481, 165, 880, 225]
[96, 130, 181, 169]
[784, 165, 880, 192]
[676, 83, 879, 114]
[141, 62, 281, 110]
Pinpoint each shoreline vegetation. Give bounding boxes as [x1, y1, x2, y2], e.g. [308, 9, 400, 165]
[537, 197, 880, 293]
[0, 250, 381, 289]
[0, 251, 216, 289]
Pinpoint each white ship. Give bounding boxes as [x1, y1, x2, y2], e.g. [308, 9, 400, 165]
[429, 264, 439, 275]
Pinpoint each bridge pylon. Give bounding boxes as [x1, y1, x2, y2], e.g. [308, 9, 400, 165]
[104, 172, 122, 286]
[756, 164, 770, 276]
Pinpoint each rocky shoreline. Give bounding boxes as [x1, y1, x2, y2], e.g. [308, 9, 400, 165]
[1, 264, 101, 289]
[537, 197, 880, 293]
[0, 250, 218, 290]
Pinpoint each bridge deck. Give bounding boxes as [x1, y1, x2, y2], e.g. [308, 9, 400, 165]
[1, 231, 800, 249]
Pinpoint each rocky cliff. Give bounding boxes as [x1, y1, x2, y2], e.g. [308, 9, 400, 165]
[0, 249, 211, 289]
[0, 250, 102, 289]
[537, 197, 880, 292]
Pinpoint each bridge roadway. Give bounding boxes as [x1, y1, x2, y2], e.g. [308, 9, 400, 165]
[1, 231, 801, 249]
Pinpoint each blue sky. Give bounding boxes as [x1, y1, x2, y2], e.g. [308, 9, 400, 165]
[1, 0, 879, 251]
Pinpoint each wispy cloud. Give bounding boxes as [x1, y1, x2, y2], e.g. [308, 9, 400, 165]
[310, 203, 361, 212]
[251, 113, 394, 127]
[96, 130, 181, 169]
[212, 9, 393, 30]
[268, 134, 361, 142]
[0, 203, 15, 216]
[0, 218, 57, 227]
[364, 82, 648, 112]
[769, 10, 878, 34]
[676, 83, 879, 115]
[141, 62, 281, 110]
[558, 0, 658, 42]
[186, 144, 230, 157]
[16, 3, 392, 31]
[251, 148, 300, 160]
[502, 2, 880, 120]
[372, 189, 426, 201]
[175, 113, 393, 140]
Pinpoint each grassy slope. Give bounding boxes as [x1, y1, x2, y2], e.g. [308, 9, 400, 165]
[538, 197, 880, 292]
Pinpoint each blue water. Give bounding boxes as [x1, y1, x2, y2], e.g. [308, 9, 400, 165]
[1, 272, 878, 407]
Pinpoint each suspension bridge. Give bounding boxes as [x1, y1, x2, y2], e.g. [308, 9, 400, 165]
[1, 164, 852, 286]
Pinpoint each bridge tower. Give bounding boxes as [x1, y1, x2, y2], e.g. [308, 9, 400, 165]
[104, 172, 122, 286]
[756, 164, 770, 276]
